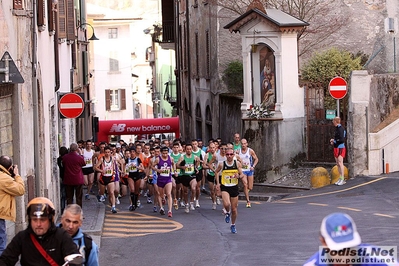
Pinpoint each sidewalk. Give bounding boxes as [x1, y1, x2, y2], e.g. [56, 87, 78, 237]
[81, 193, 105, 247]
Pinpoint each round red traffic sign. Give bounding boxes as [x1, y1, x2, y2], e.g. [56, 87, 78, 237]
[329, 77, 348, 100]
[59, 93, 84, 118]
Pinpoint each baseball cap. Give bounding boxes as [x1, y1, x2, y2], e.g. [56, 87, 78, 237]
[320, 213, 361, 251]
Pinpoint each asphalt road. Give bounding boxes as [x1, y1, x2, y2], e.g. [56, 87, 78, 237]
[99, 176, 399, 265]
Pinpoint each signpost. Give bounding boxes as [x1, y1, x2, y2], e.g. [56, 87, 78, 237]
[329, 77, 348, 117]
[59, 93, 84, 119]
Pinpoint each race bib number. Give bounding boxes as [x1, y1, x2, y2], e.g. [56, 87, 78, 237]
[185, 163, 194, 174]
[85, 158, 92, 165]
[159, 167, 171, 177]
[103, 165, 113, 177]
[242, 162, 250, 170]
[126, 163, 137, 172]
[221, 169, 239, 186]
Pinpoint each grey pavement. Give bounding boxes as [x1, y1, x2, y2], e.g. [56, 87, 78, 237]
[80, 187, 105, 247]
[79, 171, 399, 249]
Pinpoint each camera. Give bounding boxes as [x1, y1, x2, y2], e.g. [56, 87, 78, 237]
[9, 165, 15, 178]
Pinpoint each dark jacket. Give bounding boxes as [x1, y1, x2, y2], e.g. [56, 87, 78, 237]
[333, 124, 346, 148]
[0, 225, 78, 266]
[62, 152, 86, 185]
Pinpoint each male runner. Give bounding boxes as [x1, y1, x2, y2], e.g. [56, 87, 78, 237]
[203, 142, 218, 210]
[215, 147, 244, 234]
[152, 146, 176, 217]
[82, 140, 95, 200]
[192, 139, 205, 208]
[238, 138, 258, 208]
[125, 147, 144, 211]
[176, 144, 199, 213]
[94, 146, 117, 213]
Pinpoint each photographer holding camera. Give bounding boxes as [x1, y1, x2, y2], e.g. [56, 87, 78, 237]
[0, 156, 25, 255]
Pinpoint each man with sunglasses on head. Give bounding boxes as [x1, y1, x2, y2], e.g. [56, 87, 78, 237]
[215, 147, 244, 234]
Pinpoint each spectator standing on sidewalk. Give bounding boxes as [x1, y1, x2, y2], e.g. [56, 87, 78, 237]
[57, 146, 68, 213]
[60, 204, 99, 266]
[0, 156, 25, 255]
[63, 143, 86, 207]
[330, 117, 346, 186]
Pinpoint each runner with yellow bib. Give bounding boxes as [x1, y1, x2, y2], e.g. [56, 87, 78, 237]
[215, 147, 244, 234]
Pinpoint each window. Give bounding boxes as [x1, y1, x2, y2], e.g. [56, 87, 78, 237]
[195, 31, 199, 78]
[206, 30, 210, 78]
[109, 51, 119, 72]
[105, 89, 126, 111]
[108, 28, 118, 39]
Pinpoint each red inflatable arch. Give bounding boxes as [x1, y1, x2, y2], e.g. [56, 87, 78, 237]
[97, 117, 180, 142]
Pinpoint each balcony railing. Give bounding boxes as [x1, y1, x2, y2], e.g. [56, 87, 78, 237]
[154, 21, 174, 43]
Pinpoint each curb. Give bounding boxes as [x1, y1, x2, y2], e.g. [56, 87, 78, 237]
[83, 201, 105, 235]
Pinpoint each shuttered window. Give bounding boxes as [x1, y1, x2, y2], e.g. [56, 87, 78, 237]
[37, 0, 45, 28]
[105, 90, 111, 111]
[13, 0, 23, 10]
[47, 0, 56, 33]
[195, 32, 199, 78]
[120, 89, 126, 110]
[66, 0, 75, 41]
[58, 0, 67, 38]
[105, 89, 126, 111]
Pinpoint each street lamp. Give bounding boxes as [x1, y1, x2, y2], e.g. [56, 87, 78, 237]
[77, 23, 99, 41]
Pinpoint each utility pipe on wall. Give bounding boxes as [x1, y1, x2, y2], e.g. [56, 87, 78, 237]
[32, 0, 42, 197]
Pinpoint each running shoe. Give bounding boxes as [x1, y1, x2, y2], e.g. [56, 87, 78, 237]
[129, 205, 135, 211]
[85, 194, 90, 200]
[212, 203, 217, 210]
[153, 206, 158, 212]
[168, 211, 173, 217]
[216, 197, 221, 205]
[190, 202, 195, 211]
[111, 207, 117, 213]
[185, 204, 190, 213]
[160, 208, 165, 215]
[195, 199, 200, 208]
[99, 195, 105, 202]
[147, 197, 153, 204]
[118, 193, 122, 198]
[222, 208, 227, 215]
[116, 197, 120, 205]
[137, 200, 141, 207]
[246, 202, 251, 208]
[336, 179, 346, 186]
[225, 212, 231, 223]
[230, 224, 237, 234]
[173, 199, 179, 210]
[201, 186, 206, 192]
[180, 201, 185, 208]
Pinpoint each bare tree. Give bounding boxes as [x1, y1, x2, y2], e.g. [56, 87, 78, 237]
[217, 0, 346, 57]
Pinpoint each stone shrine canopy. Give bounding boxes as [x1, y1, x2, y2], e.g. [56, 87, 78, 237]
[224, 8, 309, 33]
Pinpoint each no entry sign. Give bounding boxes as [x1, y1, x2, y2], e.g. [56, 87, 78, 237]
[59, 93, 84, 118]
[329, 77, 348, 100]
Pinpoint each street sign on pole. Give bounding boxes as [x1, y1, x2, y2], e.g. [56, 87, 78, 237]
[59, 93, 84, 119]
[329, 77, 347, 100]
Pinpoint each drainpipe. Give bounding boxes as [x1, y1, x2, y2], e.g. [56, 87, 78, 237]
[186, 0, 192, 135]
[174, 0, 180, 117]
[32, 0, 42, 196]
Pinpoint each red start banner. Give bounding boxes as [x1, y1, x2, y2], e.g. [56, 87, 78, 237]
[98, 117, 180, 142]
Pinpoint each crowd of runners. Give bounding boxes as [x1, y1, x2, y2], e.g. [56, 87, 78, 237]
[76, 133, 258, 234]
